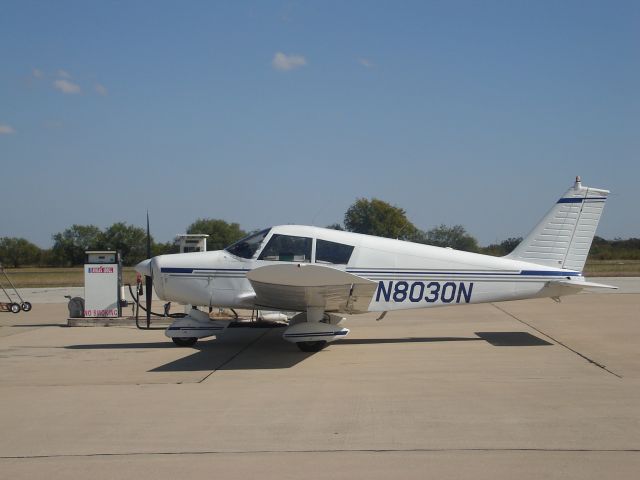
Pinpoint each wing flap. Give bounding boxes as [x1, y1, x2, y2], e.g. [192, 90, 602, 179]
[247, 264, 377, 313]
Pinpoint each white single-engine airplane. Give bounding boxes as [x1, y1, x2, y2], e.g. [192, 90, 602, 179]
[136, 177, 615, 351]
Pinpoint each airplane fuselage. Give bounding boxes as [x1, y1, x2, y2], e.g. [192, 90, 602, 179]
[146, 225, 580, 312]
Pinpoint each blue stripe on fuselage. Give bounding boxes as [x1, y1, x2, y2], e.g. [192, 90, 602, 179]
[347, 269, 579, 277]
[161, 267, 249, 274]
[519, 270, 579, 276]
[161, 267, 194, 274]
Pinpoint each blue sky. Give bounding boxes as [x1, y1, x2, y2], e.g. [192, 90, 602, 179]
[1, 0, 638, 247]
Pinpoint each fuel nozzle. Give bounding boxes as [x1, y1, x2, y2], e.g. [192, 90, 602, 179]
[136, 272, 144, 296]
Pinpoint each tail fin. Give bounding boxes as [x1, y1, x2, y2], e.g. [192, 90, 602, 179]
[506, 177, 609, 272]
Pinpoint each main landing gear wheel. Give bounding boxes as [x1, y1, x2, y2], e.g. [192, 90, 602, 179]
[296, 340, 327, 352]
[21, 302, 32, 312]
[10, 303, 20, 314]
[172, 337, 198, 347]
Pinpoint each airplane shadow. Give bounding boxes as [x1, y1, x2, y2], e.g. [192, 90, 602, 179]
[336, 331, 551, 347]
[64, 330, 551, 372]
[338, 336, 481, 345]
[65, 328, 314, 371]
[151, 331, 314, 372]
[66, 342, 178, 349]
[475, 331, 552, 346]
[151, 331, 553, 372]
[11, 323, 66, 328]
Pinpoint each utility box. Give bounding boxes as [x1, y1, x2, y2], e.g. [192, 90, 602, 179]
[84, 250, 122, 318]
[176, 234, 209, 253]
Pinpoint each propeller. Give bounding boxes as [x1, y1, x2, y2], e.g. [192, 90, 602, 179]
[145, 211, 153, 327]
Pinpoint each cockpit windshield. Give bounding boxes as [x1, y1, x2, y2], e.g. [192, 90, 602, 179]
[224, 228, 270, 259]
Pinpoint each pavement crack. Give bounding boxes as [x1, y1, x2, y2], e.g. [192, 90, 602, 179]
[3, 447, 640, 460]
[491, 303, 622, 378]
[198, 329, 272, 383]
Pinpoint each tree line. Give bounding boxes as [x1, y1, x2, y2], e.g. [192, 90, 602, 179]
[0, 219, 246, 268]
[1, 198, 638, 267]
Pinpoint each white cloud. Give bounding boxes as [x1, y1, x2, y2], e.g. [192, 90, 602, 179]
[57, 69, 72, 78]
[95, 83, 108, 96]
[358, 58, 375, 68]
[54, 78, 81, 94]
[32, 68, 44, 78]
[272, 52, 307, 71]
[0, 124, 16, 135]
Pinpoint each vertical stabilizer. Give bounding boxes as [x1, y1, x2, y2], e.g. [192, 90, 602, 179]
[506, 177, 609, 272]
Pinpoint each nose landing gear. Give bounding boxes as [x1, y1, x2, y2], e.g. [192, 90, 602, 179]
[296, 340, 328, 352]
[172, 337, 199, 347]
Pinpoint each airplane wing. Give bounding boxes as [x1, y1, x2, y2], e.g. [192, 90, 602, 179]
[246, 263, 377, 313]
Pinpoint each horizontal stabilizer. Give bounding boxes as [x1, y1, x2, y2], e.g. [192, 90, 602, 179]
[247, 264, 377, 313]
[540, 278, 618, 297]
[552, 279, 618, 290]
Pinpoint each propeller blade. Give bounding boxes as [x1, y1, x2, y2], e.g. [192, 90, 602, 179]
[146, 211, 152, 259]
[145, 274, 152, 327]
[146, 211, 152, 326]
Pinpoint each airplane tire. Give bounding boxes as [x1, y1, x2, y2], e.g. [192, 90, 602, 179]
[172, 337, 198, 347]
[296, 341, 327, 352]
[21, 302, 32, 312]
[10, 303, 20, 314]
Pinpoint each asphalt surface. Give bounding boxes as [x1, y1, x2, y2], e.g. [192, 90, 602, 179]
[0, 279, 638, 479]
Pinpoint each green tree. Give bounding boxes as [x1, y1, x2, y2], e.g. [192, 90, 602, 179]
[152, 241, 179, 256]
[52, 225, 102, 266]
[499, 237, 522, 255]
[37, 248, 58, 267]
[100, 222, 149, 266]
[0, 237, 42, 267]
[423, 224, 479, 252]
[590, 236, 640, 260]
[186, 219, 246, 251]
[344, 198, 418, 240]
[483, 237, 523, 256]
[326, 223, 344, 231]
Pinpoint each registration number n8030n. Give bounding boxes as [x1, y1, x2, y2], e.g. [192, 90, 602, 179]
[375, 281, 474, 304]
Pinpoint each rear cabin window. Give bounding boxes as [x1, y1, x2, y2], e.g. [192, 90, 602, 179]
[258, 234, 312, 262]
[315, 239, 354, 265]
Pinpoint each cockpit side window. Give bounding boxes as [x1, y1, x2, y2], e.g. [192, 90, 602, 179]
[225, 229, 270, 259]
[258, 234, 312, 262]
[315, 239, 354, 265]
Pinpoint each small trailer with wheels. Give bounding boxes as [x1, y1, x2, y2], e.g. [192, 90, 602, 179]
[0, 264, 32, 313]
